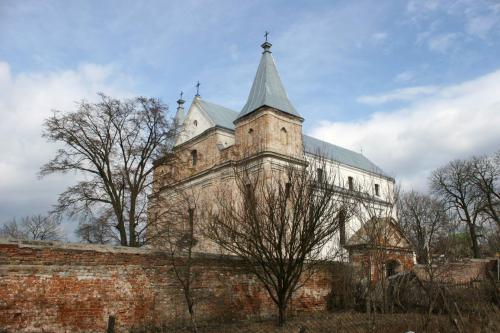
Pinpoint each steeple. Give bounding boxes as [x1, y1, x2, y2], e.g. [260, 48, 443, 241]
[174, 91, 185, 125]
[236, 33, 301, 122]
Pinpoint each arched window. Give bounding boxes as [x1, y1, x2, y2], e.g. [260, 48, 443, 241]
[193, 120, 198, 127]
[280, 127, 288, 145]
[386, 260, 401, 277]
[248, 128, 254, 146]
[191, 150, 197, 166]
[348, 176, 354, 190]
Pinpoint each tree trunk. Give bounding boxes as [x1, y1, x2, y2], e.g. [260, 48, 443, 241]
[115, 214, 128, 246]
[277, 302, 286, 327]
[468, 223, 480, 258]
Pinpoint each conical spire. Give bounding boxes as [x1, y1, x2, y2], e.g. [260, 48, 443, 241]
[236, 34, 301, 121]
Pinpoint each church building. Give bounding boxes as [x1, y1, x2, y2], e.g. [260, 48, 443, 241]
[150, 38, 414, 275]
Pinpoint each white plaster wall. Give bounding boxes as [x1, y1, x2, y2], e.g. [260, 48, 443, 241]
[176, 99, 214, 146]
[305, 153, 396, 260]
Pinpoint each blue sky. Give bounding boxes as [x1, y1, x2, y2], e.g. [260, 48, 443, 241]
[1, 0, 500, 238]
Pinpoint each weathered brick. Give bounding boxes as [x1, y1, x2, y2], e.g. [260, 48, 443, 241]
[0, 240, 334, 332]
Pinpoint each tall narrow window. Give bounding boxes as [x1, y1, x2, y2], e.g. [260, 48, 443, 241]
[317, 168, 324, 183]
[285, 182, 292, 198]
[280, 127, 288, 145]
[248, 128, 254, 146]
[245, 183, 252, 200]
[348, 176, 353, 190]
[339, 210, 346, 246]
[375, 184, 380, 196]
[191, 150, 197, 166]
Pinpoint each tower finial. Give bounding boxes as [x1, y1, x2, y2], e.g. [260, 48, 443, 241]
[177, 91, 185, 106]
[175, 90, 186, 125]
[261, 31, 272, 53]
[195, 81, 201, 97]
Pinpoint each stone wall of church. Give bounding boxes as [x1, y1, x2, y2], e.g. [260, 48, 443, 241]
[234, 108, 304, 159]
[0, 239, 334, 333]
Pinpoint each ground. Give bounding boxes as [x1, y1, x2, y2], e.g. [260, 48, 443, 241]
[139, 310, 500, 333]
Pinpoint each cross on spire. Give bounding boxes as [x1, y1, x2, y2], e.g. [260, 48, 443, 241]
[261, 31, 272, 53]
[177, 90, 185, 106]
[195, 81, 201, 97]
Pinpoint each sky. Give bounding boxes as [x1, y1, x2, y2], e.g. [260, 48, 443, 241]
[1, 0, 500, 239]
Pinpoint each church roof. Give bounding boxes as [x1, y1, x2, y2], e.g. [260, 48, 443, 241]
[197, 99, 237, 130]
[236, 42, 301, 121]
[302, 135, 387, 176]
[196, 101, 389, 178]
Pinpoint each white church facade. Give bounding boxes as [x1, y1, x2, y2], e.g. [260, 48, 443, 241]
[150, 38, 414, 272]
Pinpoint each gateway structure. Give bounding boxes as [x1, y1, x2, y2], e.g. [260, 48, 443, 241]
[150, 39, 413, 272]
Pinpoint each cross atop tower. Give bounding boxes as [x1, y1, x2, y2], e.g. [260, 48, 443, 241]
[195, 81, 201, 97]
[261, 31, 272, 53]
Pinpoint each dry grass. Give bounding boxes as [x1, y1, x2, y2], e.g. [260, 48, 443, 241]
[154, 309, 499, 333]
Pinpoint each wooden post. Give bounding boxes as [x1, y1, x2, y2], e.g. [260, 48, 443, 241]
[107, 315, 115, 333]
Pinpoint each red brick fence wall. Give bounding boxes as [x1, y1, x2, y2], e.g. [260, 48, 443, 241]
[0, 239, 333, 332]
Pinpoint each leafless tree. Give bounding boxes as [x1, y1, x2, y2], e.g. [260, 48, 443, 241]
[430, 159, 484, 258]
[398, 190, 449, 265]
[75, 209, 119, 244]
[470, 152, 500, 227]
[0, 215, 63, 241]
[152, 187, 201, 333]
[204, 159, 354, 326]
[40, 94, 177, 247]
[0, 219, 27, 239]
[347, 178, 403, 323]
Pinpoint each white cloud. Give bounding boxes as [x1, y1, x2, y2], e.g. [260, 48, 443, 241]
[372, 32, 388, 41]
[394, 70, 416, 83]
[465, 15, 499, 38]
[0, 61, 134, 235]
[310, 69, 500, 191]
[357, 85, 438, 105]
[428, 33, 459, 53]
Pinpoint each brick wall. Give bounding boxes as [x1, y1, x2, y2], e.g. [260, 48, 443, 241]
[0, 239, 333, 333]
[413, 258, 499, 284]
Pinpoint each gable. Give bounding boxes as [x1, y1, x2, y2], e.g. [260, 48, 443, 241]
[346, 217, 412, 249]
[175, 99, 215, 146]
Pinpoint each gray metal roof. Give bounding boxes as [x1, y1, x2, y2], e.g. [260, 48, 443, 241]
[302, 135, 388, 177]
[237, 43, 301, 121]
[196, 100, 388, 177]
[197, 99, 239, 130]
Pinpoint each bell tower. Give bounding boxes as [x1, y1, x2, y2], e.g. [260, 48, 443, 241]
[234, 34, 303, 159]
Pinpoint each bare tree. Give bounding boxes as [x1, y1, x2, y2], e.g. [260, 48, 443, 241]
[75, 209, 118, 244]
[470, 152, 500, 227]
[0, 215, 62, 241]
[152, 187, 201, 333]
[430, 159, 484, 258]
[40, 94, 177, 247]
[0, 219, 27, 239]
[347, 178, 404, 322]
[204, 159, 353, 326]
[398, 190, 449, 265]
